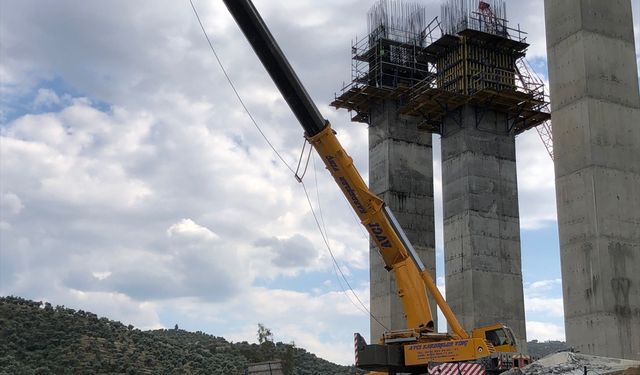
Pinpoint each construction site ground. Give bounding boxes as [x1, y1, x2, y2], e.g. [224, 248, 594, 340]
[503, 352, 640, 375]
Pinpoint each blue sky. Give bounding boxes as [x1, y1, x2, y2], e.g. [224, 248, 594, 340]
[1, 0, 638, 365]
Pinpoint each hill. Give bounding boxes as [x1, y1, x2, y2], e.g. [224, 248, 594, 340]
[0, 296, 569, 374]
[0, 296, 357, 375]
[527, 339, 569, 359]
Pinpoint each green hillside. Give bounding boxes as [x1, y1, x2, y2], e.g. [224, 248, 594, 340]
[0, 296, 356, 375]
[527, 339, 569, 359]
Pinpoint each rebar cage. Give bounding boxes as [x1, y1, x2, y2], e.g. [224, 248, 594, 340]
[331, 0, 550, 134]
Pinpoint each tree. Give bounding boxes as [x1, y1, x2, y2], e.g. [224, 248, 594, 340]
[256, 323, 273, 344]
[0, 297, 354, 374]
[282, 342, 296, 375]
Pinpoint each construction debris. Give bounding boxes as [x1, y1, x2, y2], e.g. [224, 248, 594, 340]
[503, 352, 640, 375]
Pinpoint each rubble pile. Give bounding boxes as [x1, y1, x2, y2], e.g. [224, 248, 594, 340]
[504, 352, 640, 375]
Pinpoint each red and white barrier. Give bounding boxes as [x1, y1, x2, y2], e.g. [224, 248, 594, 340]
[430, 362, 486, 375]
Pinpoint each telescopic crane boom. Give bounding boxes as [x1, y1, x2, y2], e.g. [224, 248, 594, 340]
[221, 1, 518, 373]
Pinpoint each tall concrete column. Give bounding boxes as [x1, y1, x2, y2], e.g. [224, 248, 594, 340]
[368, 99, 437, 342]
[441, 106, 527, 350]
[545, 0, 640, 359]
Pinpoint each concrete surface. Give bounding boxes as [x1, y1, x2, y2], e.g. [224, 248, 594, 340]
[440, 106, 527, 351]
[368, 99, 437, 342]
[502, 352, 640, 375]
[545, 0, 640, 359]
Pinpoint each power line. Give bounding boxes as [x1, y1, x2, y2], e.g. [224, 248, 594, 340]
[308, 153, 388, 330]
[189, 0, 295, 174]
[189, 0, 386, 330]
[301, 180, 389, 331]
[311, 154, 384, 327]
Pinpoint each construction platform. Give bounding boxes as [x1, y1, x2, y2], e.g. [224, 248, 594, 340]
[331, 14, 550, 136]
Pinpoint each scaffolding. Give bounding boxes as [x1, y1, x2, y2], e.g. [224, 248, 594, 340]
[331, 0, 435, 123]
[441, 0, 508, 37]
[516, 57, 554, 159]
[331, 0, 550, 136]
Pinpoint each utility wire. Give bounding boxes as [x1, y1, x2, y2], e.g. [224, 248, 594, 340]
[310, 152, 361, 312]
[343, 193, 370, 241]
[312, 153, 330, 243]
[310, 153, 388, 330]
[189, 0, 387, 331]
[312, 151, 368, 243]
[301, 180, 389, 331]
[189, 0, 295, 174]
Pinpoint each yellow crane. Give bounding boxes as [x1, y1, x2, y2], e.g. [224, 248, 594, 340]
[221, 1, 518, 373]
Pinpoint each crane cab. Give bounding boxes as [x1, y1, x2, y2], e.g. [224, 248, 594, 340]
[471, 324, 518, 353]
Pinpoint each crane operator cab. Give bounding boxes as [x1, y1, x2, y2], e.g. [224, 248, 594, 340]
[472, 324, 518, 353]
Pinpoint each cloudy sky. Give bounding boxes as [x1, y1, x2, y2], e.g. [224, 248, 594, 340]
[1, 0, 639, 366]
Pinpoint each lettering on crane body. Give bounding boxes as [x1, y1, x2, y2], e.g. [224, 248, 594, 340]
[407, 340, 469, 350]
[337, 176, 367, 214]
[405, 339, 474, 364]
[325, 155, 340, 172]
[367, 223, 392, 248]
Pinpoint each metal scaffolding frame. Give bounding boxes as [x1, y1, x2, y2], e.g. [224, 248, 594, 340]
[331, 0, 552, 145]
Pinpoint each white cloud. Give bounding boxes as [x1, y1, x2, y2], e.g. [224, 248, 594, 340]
[516, 130, 558, 229]
[524, 278, 565, 318]
[33, 88, 61, 109]
[1, 103, 155, 210]
[255, 234, 320, 268]
[526, 321, 565, 342]
[528, 279, 562, 291]
[525, 297, 564, 317]
[524, 277, 565, 345]
[61, 289, 163, 330]
[167, 218, 219, 241]
[517, 0, 547, 60]
[0, 192, 24, 215]
[0, 87, 370, 362]
[5, 0, 638, 365]
[207, 286, 369, 365]
[92, 271, 112, 280]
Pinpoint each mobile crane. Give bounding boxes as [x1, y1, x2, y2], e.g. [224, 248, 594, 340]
[221, 1, 518, 373]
